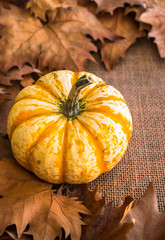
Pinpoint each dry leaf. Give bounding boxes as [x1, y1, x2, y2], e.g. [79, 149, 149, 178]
[20, 74, 35, 88]
[139, 21, 152, 32]
[0, 158, 52, 238]
[3, 226, 33, 240]
[27, 0, 77, 21]
[0, 4, 113, 73]
[101, 222, 134, 240]
[92, 0, 147, 13]
[0, 158, 90, 240]
[139, 5, 165, 57]
[0, 81, 20, 136]
[0, 65, 40, 86]
[2, 0, 27, 8]
[122, 183, 165, 240]
[99, 8, 146, 70]
[124, 5, 146, 19]
[68, 184, 105, 224]
[0, 232, 14, 240]
[124, 5, 152, 32]
[0, 84, 14, 158]
[81, 195, 134, 240]
[6, 233, 32, 240]
[0, 4, 46, 72]
[78, 0, 97, 14]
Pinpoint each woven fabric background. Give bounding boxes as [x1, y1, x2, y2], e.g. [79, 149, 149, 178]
[86, 38, 165, 212]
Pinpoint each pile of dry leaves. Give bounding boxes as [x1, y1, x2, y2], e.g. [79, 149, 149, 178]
[0, 0, 165, 88]
[0, 0, 165, 239]
[0, 158, 164, 240]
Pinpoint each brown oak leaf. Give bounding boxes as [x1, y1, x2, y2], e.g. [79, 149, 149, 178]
[122, 182, 165, 240]
[99, 8, 146, 71]
[0, 4, 114, 73]
[27, 0, 77, 21]
[139, 4, 165, 57]
[0, 158, 90, 240]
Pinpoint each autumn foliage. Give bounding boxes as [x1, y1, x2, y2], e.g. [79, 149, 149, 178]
[0, 0, 164, 88]
[0, 158, 164, 240]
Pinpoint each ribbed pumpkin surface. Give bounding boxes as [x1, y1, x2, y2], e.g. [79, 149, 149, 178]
[7, 70, 132, 183]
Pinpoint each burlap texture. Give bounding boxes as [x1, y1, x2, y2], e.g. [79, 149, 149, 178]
[86, 38, 165, 212]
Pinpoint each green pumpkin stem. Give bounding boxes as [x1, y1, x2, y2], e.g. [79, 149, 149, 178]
[62, 75, 93, 118]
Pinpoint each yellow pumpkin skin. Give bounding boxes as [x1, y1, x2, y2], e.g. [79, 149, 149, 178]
[7, 71, 132, 184]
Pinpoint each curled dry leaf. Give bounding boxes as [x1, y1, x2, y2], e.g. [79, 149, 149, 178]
[0, 4, 113, 73]
[99, 8, 146, 71]
[0, 158, 90, 240]
[139, 5, 165, 57]
[27, 0, 77, 21]
[122, 183, 165, 240]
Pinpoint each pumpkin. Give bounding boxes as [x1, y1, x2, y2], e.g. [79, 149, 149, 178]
[7, 70, 132, 184]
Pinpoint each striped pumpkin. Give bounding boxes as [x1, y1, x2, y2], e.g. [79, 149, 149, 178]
[7, 70, 132, 183]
